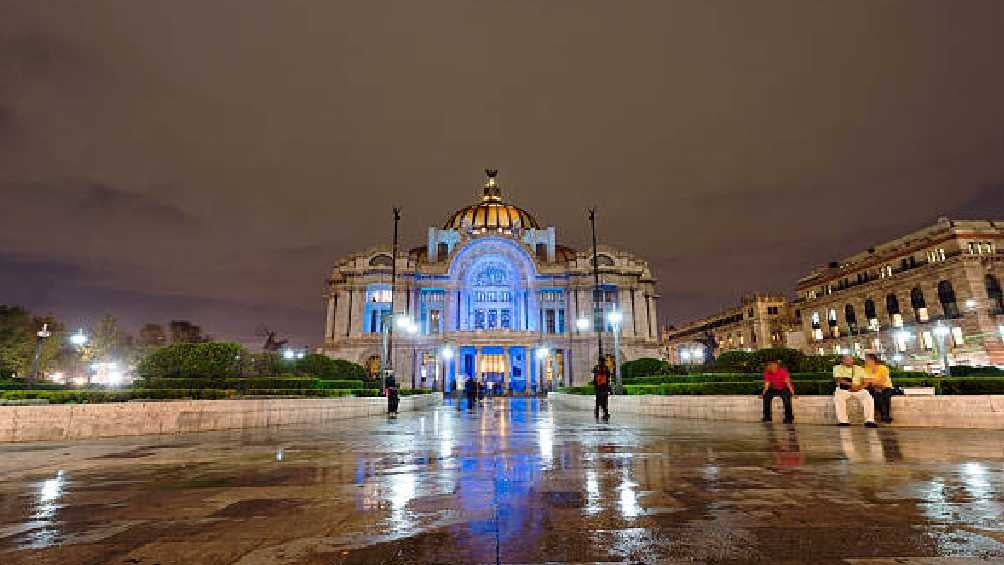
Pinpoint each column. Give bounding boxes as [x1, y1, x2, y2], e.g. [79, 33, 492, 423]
[504, 346, 512, 394]
[333, 289, 350, 338]
[474, 346, 481, 384]
[324, 295, 336, 340]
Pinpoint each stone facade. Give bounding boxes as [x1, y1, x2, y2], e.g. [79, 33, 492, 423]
[320, 171, 661, 393]
[661, 294, 792, 363]
[793, 218, 1004, 369]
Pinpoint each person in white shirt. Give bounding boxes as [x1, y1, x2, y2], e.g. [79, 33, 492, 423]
[832, 355, 878, 428]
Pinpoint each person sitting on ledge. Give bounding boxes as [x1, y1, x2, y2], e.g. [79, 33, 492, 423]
[832, 355, 878, 428]
[863, 353, 894, 424]
[761, 359, 795, 424]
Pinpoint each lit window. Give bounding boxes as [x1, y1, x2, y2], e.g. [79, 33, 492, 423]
[894, 332, 907, 352]
[916, 307, 929, 322]
[813, 328, 823, 341]
[921, 331, 934, 350]
[951, 326, 964, 347]
[371, 289, 392, 303]
[892, 313, 903, 328]
[817, 347, 825, 355]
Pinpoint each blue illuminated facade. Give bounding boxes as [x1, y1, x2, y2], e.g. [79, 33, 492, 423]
[322, 170, 662, 392]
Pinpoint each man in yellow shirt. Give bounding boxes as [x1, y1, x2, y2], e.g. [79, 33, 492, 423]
[832, 355, 878, 427]
[864, 353, 894, 424]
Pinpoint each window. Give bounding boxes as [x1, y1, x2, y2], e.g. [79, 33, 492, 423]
[864, 299, 877, 320]
[894, 331, 907, 352]
[937, 280, 959, 319]
[767, 306, 779, 315]
[845, 304, 858, 333]
[369, 254, 393, 267]
[544, 309, 556, 334]
[592, 286, 618, 332]
[363, 284, 392, 333]
[921, 331, 934, 350]
[969, 241, 995, 255]
[437, 242, 449, 258]
[879, 265, 893, 278]
[811, 311, 821, 329]
[886, 293, 900, 316]
[986, 274, 1004, 315]
[429, 309, 441, 334]
[827, 309, 837, 326]
[474, 309, 486, 329]
[500, 309, 511, 329]
[951, 326, 965, 347]
[910, 287, 928, 322]
[927, 248, 946, 263]
[813, 328, 824, 341]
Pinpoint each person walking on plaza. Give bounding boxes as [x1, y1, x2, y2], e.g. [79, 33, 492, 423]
[385, 373, 400, 416]
[464, 375, 476, 411]
[761, 360, 795, 424]
[863, 353, 894, 424]
[832, 355, 878, 427]
[593, 361, 611, 420]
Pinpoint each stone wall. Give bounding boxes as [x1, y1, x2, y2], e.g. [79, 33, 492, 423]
[0, 393, 442, 443]
[549, 392, 1004, 429]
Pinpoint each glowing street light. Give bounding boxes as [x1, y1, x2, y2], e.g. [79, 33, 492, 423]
[69, 329, 88, 347]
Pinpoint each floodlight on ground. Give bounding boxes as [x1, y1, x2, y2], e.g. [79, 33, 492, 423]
[70, 330, 88, 347]
[576, 318, 590, 331]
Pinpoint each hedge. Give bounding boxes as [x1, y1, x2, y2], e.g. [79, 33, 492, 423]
[561, 377, 1004, 396]
[623, 371, 932, 386]
[0, 386, 438, 403]
[135, 376, 366, 391]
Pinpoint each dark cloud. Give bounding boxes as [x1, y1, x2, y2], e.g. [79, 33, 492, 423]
[3, 1, 1004, 346]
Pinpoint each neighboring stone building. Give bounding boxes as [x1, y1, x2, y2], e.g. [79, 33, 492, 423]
[321, 170, 661, 393]
[662, 294, 791, 363]
[792, 218, 1004, 370]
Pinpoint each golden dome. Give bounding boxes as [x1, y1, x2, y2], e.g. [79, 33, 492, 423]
[443, 170, 540, 232]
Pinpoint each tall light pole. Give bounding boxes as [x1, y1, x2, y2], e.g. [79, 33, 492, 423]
[70, 329, 88, 385]
[384, 207, 401, 391]
[607, 309, 623, 393]
[588, 208, 604, 369]
[28, 323, 52, 389]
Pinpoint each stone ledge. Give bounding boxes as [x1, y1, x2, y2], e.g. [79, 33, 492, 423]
[548, 393, 1004, 429]
[0, 393, 442, 443]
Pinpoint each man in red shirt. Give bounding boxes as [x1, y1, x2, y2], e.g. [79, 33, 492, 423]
[761, 360, 795, 424]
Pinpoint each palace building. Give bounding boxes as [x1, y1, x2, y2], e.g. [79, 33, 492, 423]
[792, 218, 1004, 370]
[661, 294, 795, 363]
[320, 170, 661, 393]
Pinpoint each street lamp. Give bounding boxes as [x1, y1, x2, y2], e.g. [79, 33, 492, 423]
[934, 321, 950, 376]
[606, 309, 623, 393]
[28, 323, 52, 389]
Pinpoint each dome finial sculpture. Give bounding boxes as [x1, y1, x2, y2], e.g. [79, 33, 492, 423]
[443, 169, 539, 233]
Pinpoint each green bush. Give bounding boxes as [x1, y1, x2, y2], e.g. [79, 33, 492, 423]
[621, 358, 670, 378]
[294, 354, 367, 380]
[137, 342, 247, 379]
[317, 379, 365, 390]
[948, 366, 1004, 377]
[713, 350, 755, 372]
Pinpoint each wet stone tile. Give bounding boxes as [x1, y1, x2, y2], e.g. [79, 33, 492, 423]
[1, 398, 1003, 564]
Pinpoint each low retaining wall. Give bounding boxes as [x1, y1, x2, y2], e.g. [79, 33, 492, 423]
[549, 392, 1004, 429]
[0, 393, 442, 443]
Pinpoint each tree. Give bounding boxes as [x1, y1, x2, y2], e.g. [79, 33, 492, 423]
[169, 320, 205, 344]
[137, 342, 246, 380]
[0, 306, 67, 379]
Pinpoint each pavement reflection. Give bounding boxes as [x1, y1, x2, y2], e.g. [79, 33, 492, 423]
[1, 397, 1003, 564]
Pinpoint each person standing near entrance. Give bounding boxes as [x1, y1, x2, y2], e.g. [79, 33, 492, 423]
[760, 360, 795, 423]
[385, 373, 400, 416]
[593, 361, 611, 420]
[832, 355, 877, 427]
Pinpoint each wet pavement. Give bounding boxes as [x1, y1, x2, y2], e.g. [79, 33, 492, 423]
[1, 398, 1003, 564]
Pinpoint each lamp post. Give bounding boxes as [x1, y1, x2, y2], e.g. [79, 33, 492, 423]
[606, 308, 623, 393]
[396, 317, 418, 388]
[587, 207, 604, 370]
[934, 321, 950, 376]
[384, 207, 401, 392]
[28, 323, 52, 389]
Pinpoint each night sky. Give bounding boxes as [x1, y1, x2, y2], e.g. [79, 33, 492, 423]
[3, 1, 1003, 348]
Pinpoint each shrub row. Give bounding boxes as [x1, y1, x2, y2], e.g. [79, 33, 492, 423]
[623, 371, 944, 386]
[136, 376, 364, 391]
[0, 386, 438, 404]
[561, 377, 1004, 396]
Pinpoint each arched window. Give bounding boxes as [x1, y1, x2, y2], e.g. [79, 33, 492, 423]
[937, 280, 959, 319]
[810, 311, 821, 329]
[864, 299, 877, 320]
[827, 308, 837, 327]
[986, 274, 1004, 315]
[844, 304, 858, 332]
[910, 287, 929, 322]
[369, 254, 393, 267]
[885, 293, 900, 315]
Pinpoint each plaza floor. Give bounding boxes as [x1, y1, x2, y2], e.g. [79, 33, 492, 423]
[1, 398, 1003, 564]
